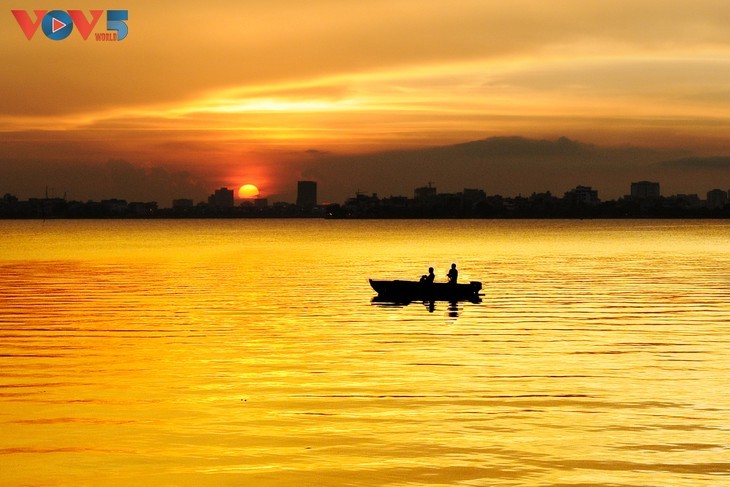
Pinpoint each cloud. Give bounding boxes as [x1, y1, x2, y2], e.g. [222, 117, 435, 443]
[657, 156, 730, 168]
[3, 0, 730, 120]
[302, 136, 728, 201]
[101, 159, 208, 202]
[0, 158, 209, 204]
[304, 149, 330, 156]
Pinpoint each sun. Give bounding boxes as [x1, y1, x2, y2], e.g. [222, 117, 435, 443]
[238, 184, 260, 199]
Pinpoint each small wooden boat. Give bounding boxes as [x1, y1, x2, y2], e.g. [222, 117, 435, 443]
[369, 279, 482, 302]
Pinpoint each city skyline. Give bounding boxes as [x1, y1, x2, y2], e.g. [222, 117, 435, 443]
[3, 178, 728, 220]
[2, 1, 730, 203]
[6, 176, 730, 204]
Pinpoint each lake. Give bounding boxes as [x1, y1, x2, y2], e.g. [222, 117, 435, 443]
[1, 220, 729, 486]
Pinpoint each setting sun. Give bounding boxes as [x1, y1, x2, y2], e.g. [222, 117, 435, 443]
[238, 184, 260, 199]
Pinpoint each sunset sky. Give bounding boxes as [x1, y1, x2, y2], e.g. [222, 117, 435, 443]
[2, 0, 729, 203]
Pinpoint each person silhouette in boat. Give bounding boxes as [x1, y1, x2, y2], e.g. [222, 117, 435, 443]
[447, 263, 458, 285]
[420, 267, 435, 284]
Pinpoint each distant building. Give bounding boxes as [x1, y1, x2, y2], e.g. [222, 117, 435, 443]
[208, 187, 234, 208]
[253, 198, 268, 208]
[342, 192, 380, 216]
[437, 193, 462, 211]
[296, 181, 317, 209]
[631, 181, 660, 200]
[129, 202, 157, 216]
[101, 199, 128, 214]
[463, 188, 487, 206]
[381, 195, 409, 208]
[564, 186, 599, 205]
[564, 186, 598, 205]
[707, 189, 728, 209]
[668, 194, 702, 209]
[172, 198, 194, 210]
[345, 192, 379, 206]
[414, 183, 437, 202]
[529, 191, 560, 212]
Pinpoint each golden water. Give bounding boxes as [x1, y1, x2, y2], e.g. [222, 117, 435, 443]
[1, 220, 729, 486]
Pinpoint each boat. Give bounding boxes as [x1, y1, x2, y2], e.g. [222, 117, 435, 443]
[369, 279, 482, 303]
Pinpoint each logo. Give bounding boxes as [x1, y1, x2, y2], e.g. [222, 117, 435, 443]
[12, 9, 128, 41]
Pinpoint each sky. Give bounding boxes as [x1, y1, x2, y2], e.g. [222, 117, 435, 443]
[1, 0, 729, 204]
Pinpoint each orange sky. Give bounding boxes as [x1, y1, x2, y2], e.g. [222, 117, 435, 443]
[2, 0, 729, 202]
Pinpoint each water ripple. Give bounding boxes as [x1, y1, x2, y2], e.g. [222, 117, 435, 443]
[1, 220, 729, 485]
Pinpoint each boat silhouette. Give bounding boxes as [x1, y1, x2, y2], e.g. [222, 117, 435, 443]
[369, 279, 482, 303]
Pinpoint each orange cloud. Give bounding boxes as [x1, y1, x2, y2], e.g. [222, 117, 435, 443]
[2, 0, 730, 200]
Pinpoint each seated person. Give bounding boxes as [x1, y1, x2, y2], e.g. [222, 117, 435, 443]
[447, 263, 458, 284]
[420, 267, 435, 284]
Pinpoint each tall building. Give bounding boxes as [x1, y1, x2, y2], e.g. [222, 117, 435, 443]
[631, 181, 661, 200]
[707, 189, 728, 209]
[208, 187, 234, 208]
[296, 181, 317, 209]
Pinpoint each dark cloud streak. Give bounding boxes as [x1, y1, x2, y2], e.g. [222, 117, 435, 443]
[303, 137, 728, 201]
[0, 158, 208, 204]
[657, 156, 730, 169]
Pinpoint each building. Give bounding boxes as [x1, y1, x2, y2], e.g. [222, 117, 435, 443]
[436, 193, 463, 211]
[564, 186, 599, 205]
[414, 183, 437, 202]
[296, 181, 317, 209]
[668, 194, 702, 209]
[208, 187, 234, 208]
[707, 189, 728, 209]
[463, 188, 487, 206]
[172, 198, 194, 210]
[101, 199, 128, 214]
[129, 202, 157, 216]
[631, 181, 660, 200]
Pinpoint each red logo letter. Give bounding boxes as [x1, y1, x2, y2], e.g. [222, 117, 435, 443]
[11, 10, 48, 40]
[68, 10, 104, 40]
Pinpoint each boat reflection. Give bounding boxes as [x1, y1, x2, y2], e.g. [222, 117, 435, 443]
[371, 296, 479, 316]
